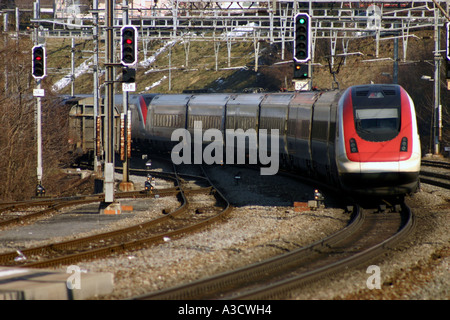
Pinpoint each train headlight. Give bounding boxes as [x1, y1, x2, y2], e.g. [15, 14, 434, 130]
[349, 138, 358, 153]
[400, 137, 408, 152]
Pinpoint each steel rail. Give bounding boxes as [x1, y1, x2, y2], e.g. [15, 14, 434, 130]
[235, 204, 415, 299]
[0, 188, 179, 265]
[0, 192, 140, 229]
[136, 202, 415, 300]
[421, 159, 450, 170]
[419, 160, 450, 189]
[419, 176, 450, 190]
[134, 205, 363, 300]
[0, 165, 232, 269]
[0, 166, 194, 229]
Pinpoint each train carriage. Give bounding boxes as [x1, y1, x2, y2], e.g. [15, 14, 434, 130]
[128, 94, 157, 143]
[186, 93, 230, 139]
[259, 93, 293, 168]
[225, 93, 265, 163]
[69, 83, 420, 197]
[310, 90, 341, 184]
[185, 94, 231, 162]
[146, 94, 191, 150]
[68, 96, 121, 159]
[286, 91, 319, 173]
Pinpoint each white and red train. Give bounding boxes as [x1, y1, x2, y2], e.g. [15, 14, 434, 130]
[336, 84, 421, 196]
[69, 84, 421, 197]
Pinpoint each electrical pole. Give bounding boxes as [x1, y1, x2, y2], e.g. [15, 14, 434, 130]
[93, 0, 100, 174]
[119, 0, 133, 191]
[33, 0, 45, 197]
[71, 38, 75, 97]
[433, 8, 441, 155]
[104, 0, 115, 204]
[393, 28, 398, 84]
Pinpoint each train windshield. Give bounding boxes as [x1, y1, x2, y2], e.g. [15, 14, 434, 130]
[354, 107, 400, 141]
[351, 85, 402, 142]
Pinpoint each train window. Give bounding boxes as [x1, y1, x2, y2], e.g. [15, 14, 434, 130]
[355, 108, 397, 123]
[299, 119, 310, 139]
[354, 107, 400, 141]
[311, 120, 328, 141]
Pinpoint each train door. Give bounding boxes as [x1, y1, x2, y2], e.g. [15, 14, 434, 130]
[327, 92, 342, 185]
[311, 91, 339, 182]
[147, 94, 191, 151]
[259, 93, 293, 168]
[224, 93, 264, 164]
[287, 92, 317, 173]
[186, 94, 231, 162]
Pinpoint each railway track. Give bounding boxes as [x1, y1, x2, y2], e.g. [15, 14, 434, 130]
[421, 159, 450, 170]
[0, 163, 232, 269]
[0, 193, 143, 229]
[2, 157, 443, 298]
[420, 159, 450, 189]
[135, 202, 415, 300]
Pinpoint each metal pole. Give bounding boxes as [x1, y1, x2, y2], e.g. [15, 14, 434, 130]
[104, 0, 115, 203]
[122, 0, 129, 184]
[433, 8, 441, 155]
[3, 13, 8, 32]
[71, 37, 75, 96]
[93, 0, 100, 174]
[393, 30, 398, 84]
[34, 1, 43, 193]
[169, 45, 172, 90]
[36, 81, 43, 186]
[15, 7, 19, 39]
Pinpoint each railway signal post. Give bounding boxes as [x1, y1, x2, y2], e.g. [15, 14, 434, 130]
[293, 62, 310, 91]
[32, 46, 46, 80]
[118, 3, 136, 192]
[103, 0, 116, 206]
[293, 13, 312, 91]
[120, 25, 138, 67]
[293, 13, 311, 63]
[32, 2, 46, 197]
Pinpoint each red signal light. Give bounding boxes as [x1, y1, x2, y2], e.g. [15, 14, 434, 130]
[121, 26, 137, 66]
[32, 45, 46, 79]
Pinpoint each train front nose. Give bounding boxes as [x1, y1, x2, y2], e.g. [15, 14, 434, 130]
[339, 160, 399, 188]
[338, 159, 419, 196]
[338, 84, 421, 196]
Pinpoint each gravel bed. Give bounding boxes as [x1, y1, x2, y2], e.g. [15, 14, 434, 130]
[74, 165, 351, 299]
[285, 182, 449, 300]
[89, 165, 449, 300]
[1, 161, 448, 300]
[0, 195, 177, 253]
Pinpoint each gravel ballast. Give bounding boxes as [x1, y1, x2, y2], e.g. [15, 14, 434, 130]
[84, 165, 448, 300]
[0, 163, 447, 300]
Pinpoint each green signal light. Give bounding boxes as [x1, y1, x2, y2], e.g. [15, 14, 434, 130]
[299, 18, 305, 24]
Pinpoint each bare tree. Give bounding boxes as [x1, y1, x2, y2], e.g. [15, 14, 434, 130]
[0, 35, 73, 200]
